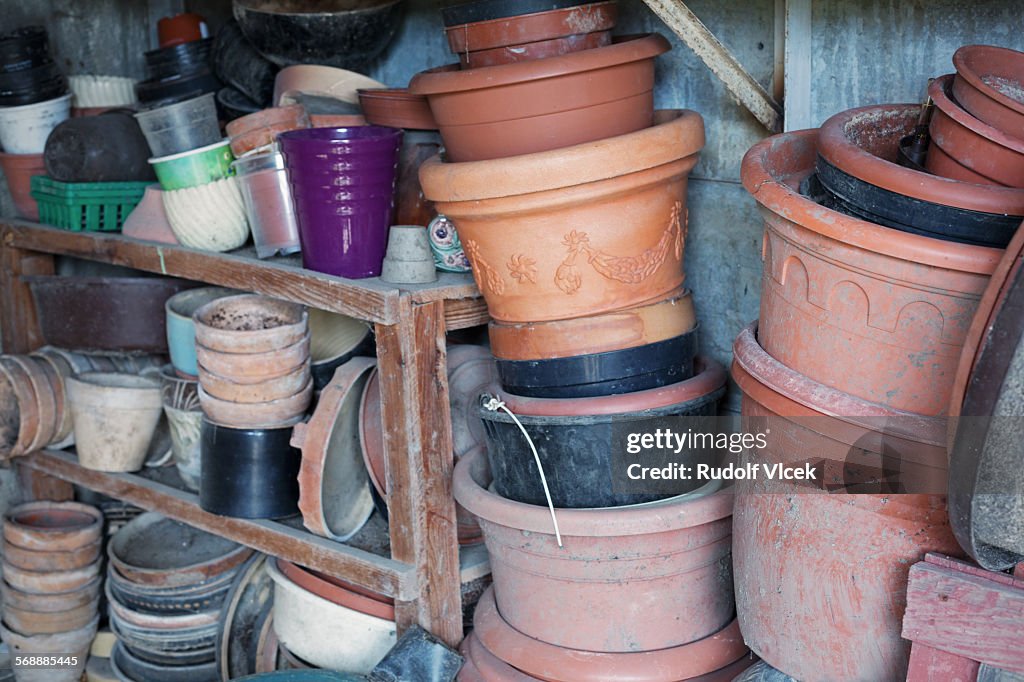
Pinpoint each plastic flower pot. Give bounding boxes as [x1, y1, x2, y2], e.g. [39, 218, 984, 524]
[419, 109, 704, 323]
[0, 61, 67, 107]
[0, 26, 49, 73]
[212, 21, 278, 106]
[67, 75, 137, 108]
[143, 39, 213, 81]
[453, 447, 735, 653]
[162, 177, 251, 252]
[232, 150, 302, 258]
[133, 92, 221, 157]
[279, 126, 402, 279]
[0, 93, 71, 154]
[742, 127, 1000, 415]
[66, 372, 163, 472]
[952, 45, 1024, 139]
[164, 405, 203, 492]
[166, 287, 243, 378]
[0, 151, 44, 219]
[43, 110, 155, 183]
[149, 139, 235, 191]
[157, 12, 208, 48]
[409, 33, 669, 162]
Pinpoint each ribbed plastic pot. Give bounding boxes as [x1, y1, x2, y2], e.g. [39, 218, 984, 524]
[453, 447, 734, 653]
[731, 326, 962, 682]
[420, 109, 703, 323]
[0, 151, 44, 219]
[409, 33, 669, 162]
[742, 127, 1000, 415]
[279, 126, 402, 279]
[952, 45, 1024, 137]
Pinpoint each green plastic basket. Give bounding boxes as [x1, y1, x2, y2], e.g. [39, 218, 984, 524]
[29, 176, 150, 232]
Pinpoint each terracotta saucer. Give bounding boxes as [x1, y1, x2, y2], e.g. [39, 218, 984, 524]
[458, 31, 611, 69]
[0, 357, 39, 457]
[30, 353, 71, 444]
[6, 355, 58, 452]
[273, 65, 385, 108]
[357, 88, 437, 130]
[444, 1, 618, 53]
[276, 558, 394, 621]
[3, 501, 102, 552]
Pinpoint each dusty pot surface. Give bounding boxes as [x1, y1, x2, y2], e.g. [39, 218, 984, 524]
[409, 33, 670, 162]
[420, 109, 704, 322]
[193, 294, 308, 354]
[743, 128, 999, 415]
[31, 353, 71, 445]
[3, 501, 103, 552]
[0, 615, 97, 682]
[4, 595, 99, 634]
[197, 333, 311, 383]
[453, 447, 734, 653]
[928, 75, 1024, 187]
[3, 355, 57, 454]
[952, 45, 1024, 140]
[66, 372, 163, 472]
[0, 151, 44, 220]
[0, 576, 101, 613]
[198, 380, 311, 429]
[199, 363, 311, 404]
[0, 357, 38, 458]
[3, 538, 99, 571]
[444, 1, 617, 53]
[2, 558, 100, 594]
[457, 30, 611, 69]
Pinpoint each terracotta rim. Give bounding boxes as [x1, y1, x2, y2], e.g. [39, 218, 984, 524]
[31, 355, 70, 443]
[6, 355, 57, 453]
[953, 45, 1024, 116]
[3, 502, 103, 551]
[193, 294, 308, 355]
[930, 74, 1024, 152]
[745, 127, 1003, 275]
[925, 141, 996, 185]
[275, 558, 394, 621]
[5, 595, 100, 635]
[357, 88, 436, 130]
[0, 358, 39, 457]
[197, 378, 312, 428]
[458, 31, 611, 69]
[196, 333, 311, 383]
[3, 559, 101, 594]
[3, 539, 100, 571]
[454, 447, 732, 537]
[410, 33, 669, 96]
[473, 587, 747, 682]
[106, 582, 220, 630]
[420, 109, 703, 201]
[813, 104, 1024, 216]
[225, 104, 309, 139]
[358, 367, 386, 500]
[444, 1, 618, 53]
[0, 576, 101, 613]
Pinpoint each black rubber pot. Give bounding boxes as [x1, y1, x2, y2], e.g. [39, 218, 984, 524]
[200, 419, 301, 519]
[0, 26, 49, 73]
[111, 642, 219, 682]
[212, 21, 277, 107]
[442, 0, 593, 26]
[496, 328, 698, 399]
[136, 70, 221, 105]
[813, 154, 1021, 248]
[479, 360, 726, 508]
[144, 39, 214, 81]
[216, 86, 260, 121]
[44, 111, 156, 183]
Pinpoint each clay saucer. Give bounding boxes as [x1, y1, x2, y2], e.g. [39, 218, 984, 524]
[357, 88, 436, 130]
[3, 501, 102, 552]
[193, 294, 308, 355]
[444, 1, 618, 54]
[30, 353, 71, 444]
[0, 357, 39, 457]
[6, 355, 58, 453]
[459, 31, 611, 69]
[952, 45, 1024, 137]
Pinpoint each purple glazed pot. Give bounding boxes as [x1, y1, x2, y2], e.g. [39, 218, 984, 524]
[279, 126, 403, 279]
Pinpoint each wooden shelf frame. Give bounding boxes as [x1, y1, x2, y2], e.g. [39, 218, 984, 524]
[0, 219, 490, 646]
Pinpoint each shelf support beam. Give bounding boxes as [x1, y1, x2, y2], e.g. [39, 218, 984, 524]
[642, 0, 783, 133]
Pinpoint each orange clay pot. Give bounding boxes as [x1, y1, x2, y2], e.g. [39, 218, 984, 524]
[0, 152, 44, 220]
[731, 327, 962, 682]
[420, 109, 704, 323]
[952, 45, 1024, 141]
[928, 75, 1024, 187]
[742, 127, 1000, 415]
[225, 104, 310, 157]
[453, 448, 734, 654]
[488, 287, 694, 360]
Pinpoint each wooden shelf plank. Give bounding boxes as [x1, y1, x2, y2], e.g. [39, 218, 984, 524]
[19, 450, 418, 601]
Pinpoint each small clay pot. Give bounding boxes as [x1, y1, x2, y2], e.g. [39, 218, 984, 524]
[225, 104, 310, 157]
[952, 45, 1024, 138]
[157, 12, 207, 48]
[198, 380, 311, 429]
[3, 501, 103, 552]
[196, 334, 311, 382]
[4, 595, 99, 635]
[0, 615, 97, 682]
[4, 355, 57, 454]
[0, 151, 44, 220]
[409, 33, 670, 162]
[193, 294, 308, 354]
[2, 558, 101, 594]
[928, 75, 1024, 187]
[380, 225, 437, 284]
[0, 576, 101, 613]
[31, 353, 71, 445]
[444, 1, 617, 54]
[357, 88, 436, 130]
[458, 31, 611, 69]
[0, 357, 41, 458]
[3, 539, 100, 571]
[420, 109, 704, 322]
[199, 363, 311, 404]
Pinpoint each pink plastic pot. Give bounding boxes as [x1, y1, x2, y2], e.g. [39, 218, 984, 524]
[453, 448, 734, 653]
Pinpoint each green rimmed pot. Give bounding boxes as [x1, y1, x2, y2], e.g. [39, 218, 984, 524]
[149, 139, 235, 191]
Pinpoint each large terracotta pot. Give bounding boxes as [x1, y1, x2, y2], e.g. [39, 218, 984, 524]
[928, 75, 1024, 187]
[453, 448, 734, 653]
[952, 45, 1024, 137]
[0, 151, 44, 220]
[420, 109, 704, 323]
[409, 34, 670, 162]
[742, 127, 999, 415]
[731, 324, 962, 682]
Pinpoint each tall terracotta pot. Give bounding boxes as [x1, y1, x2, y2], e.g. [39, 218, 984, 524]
[453, 448, 734, 654]
[730, 324, 962, 682]
[0, 151, 44, 220]
[742, 128, 1000, 415]
[420, 109, 704, 323]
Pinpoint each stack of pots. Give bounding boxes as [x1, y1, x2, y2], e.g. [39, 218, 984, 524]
[0, 351, 76, 458]
[135, 92, 250, 252]
[225, 104, 309, 258]
[731, 77, 1011, 678]
[0, 26, 70, 219]
[0, 502, 102, 682]
[136, 36, 218, 105]
[106, 512, 253, 682]
[67, 75, 137, 116]
[194, 294, 309, 519]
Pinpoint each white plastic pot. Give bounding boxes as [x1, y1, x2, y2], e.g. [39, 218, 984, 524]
[0, 94, 72, 154]
[162, 177, 250, 252]
[67, 75, 137, 108]
[266, 558, 395, 673]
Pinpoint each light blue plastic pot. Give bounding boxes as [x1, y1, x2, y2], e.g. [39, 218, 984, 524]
[165, 286, 242, 377]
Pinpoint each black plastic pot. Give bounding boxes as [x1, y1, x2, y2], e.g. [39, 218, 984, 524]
[136, 70, 221, 105]
[44, 111, 156, 183]
[496, 328, 698, 399]
[216, 86, 260, 121]
[107, 564, 236, 616]
[441, 0, 593, 26]
[0, 26, 49, 73]
[813, 154, 1021, 248]
[144, 39, 214, 81]
[479, 378, 725, 508]
[212, 21, 277, 107]
[111, 642, 219, 682]
[200, 419, 301, 519]
[0, 60, 61, 93]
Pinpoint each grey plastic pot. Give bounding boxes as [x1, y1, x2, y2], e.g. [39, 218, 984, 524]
[134, 92, 221, 157]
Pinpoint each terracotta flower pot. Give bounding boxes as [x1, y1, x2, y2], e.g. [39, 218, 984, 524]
[196, 333, 311, 382]
[2, 355, 56, 454]
[193, 294, 308, 355]
[952, 45, 1024, 140]
[4, 595, 99, 635]
[0, 151, 44, 220]
[924, 141, 996, 185]
[732, 327, 961, 682]
[420, 109, 704, 322]
[31, 353, 71, 445]
[357, 88, 436, 130]
[742, 127, 999, 415]
[198, 380, 311, 429]
[0, 358, 39, 459]
[0, 615, 97, 682]
[444, 1, 617, 55]
[3, 501, 103, 552]
[0, 577, 101, 613]
[409, 33, 670, 162]
[928, 75, 1024, 187]
[458, 31, 612, 69]
[198, 363, 311, 404]
[453, 447, 734, 653]
[3, 539, 99, 571]
[2, 559, 100, 594]
[225, 104, 310, 157]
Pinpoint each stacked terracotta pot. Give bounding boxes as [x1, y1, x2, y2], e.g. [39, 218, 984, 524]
[731, 50, 1024, 676]
[0, 351, 75, 458]
[1, 502, 102, 682]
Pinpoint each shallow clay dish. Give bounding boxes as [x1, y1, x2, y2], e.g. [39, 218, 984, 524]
[444, 1, 617, 54]
[357, 88, 436, 130]
[2, 559, 100, 594]
[458, 31, 611, 69]
[3, 539, 100, 571]
[199, 363, 311, 404]
[0, 357, 39, 458]
[225, 104, 310, 156]
[3, 501, 103, 552]
[194, 294, 308, 354]
[952, 45, 1024, 137]
[197, 333, 311, 382]
[5, 355, 57, 453]
[277, 559, 394, 621]
[198, 379, 312, 428]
